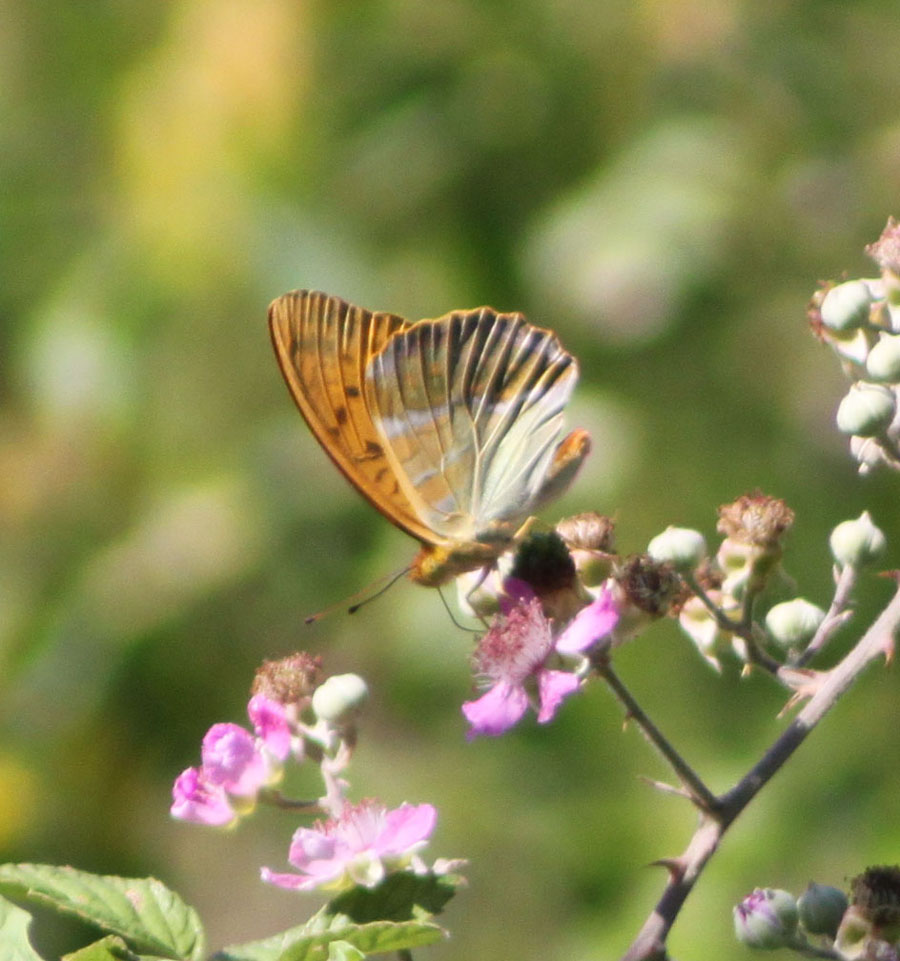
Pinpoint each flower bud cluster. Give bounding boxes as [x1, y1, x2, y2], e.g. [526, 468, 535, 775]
[735, 868, 900, 959]
[810, 217, 900, 473]
[645, 494, 801, 669]
[171, 653, 455, 895]
[734, 881, 849, 952]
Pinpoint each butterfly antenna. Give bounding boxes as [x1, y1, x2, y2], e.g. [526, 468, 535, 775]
[304, 566, 412, 624]
[347, 566, 412, 615]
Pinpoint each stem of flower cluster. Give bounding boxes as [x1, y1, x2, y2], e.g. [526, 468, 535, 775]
[595, 661, 718, 813]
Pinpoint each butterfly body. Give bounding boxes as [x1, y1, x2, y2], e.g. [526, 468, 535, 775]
[269, 290, 590, 586]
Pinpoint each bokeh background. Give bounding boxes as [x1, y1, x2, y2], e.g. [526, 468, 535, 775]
[3, 1, 900, 958]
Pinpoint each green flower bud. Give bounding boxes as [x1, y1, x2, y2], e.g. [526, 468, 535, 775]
[820, 280, 873, 331]
[734, 888, 799, 949]
[830, 512, 887, 568]
[798, 882, 849, 938]
[647, 526, 707, 571]
[311, 673, 369, 723]
[764, 599, 826, 650]
[836, 383, 896, 437]
[866, 334, 900, 383]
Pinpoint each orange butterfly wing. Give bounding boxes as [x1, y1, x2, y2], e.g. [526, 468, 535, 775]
[268, 290, 439, 545]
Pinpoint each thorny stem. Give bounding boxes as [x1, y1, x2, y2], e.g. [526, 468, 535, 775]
[619, 579, 900, 961]
[596, 660, 718, 814]
[795, 564, 857, 667]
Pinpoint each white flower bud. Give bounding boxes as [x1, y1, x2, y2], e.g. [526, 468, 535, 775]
[798, 882, 848, 938]
[764, 599, 825, 650]
[850, 434, 889, 473]
[866, 333, 900, 382]
[311, 673, 369, 723]
[836, 383, 896, 436]
[820, 280, 873, 331]
[647, 526, 707, 571]
[829, 511, 886, 568]
[734, 888, 799, 949]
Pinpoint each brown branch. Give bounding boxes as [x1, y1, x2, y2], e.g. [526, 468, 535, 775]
[619, 580, 900, 961]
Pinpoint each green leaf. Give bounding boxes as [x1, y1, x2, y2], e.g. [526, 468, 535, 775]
[0, 894, 44, 961]
[325, 942, 364, 961]
[325, 872, 462, 923]
[62, 935, 138, 960]
[212, 917, 443, 961]
[212, 872, 463, 961]
[0, 864, 205, 961]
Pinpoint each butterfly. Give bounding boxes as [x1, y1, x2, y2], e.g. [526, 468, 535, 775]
[268, 290, 591, 587]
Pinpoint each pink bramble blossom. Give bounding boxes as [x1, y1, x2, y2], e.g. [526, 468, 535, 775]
[462, 586, 619, 739]
[247, 693, 293, 761]
[261, 800, 437, 893]
[171, 767, 237, 827]
[201, 722, 275, 797]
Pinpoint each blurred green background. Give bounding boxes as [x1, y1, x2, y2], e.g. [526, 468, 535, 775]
[2, 0, 900, 958]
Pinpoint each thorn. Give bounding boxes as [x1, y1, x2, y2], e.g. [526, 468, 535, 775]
[650, 857, 686, 883]
[637, 775, 691, 800]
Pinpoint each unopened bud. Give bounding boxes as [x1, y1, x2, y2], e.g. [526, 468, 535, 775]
[830, 512, 886, 568]
[734, 888, 799, 949]
[836, 383, 896, 437]
[312, 674, 369, 723]
[820, 280, 873, 332]
[866, 334, 900, 383]
[798, 882, 848, 938]
[764, 599, 825, 650]
[647, 526, 707, 572]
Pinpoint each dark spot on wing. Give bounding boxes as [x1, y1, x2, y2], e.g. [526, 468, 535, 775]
[345, 385, 360, 398]
[335, 406, 348, 425]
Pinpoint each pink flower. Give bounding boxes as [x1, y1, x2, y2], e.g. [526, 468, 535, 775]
[261, 800, 437, 893]
[247, 694, 293, 761]
[201, 723, 273, 797]
[171, 767, 237, 827]
[554, 587, 619, 655]
[462, 595, 581, 739]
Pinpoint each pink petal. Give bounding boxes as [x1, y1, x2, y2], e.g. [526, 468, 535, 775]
[247, 694, 292, 761]
[201, 723, 270, 797]
[170, 767, 236, 827]
[288, 826, 338, 866]
[260, 867, 321, 891]
[536, 669, 581, 723]
[376, 803, 437, 857]
[462, 681, 529, 739]
[555, 590, 619, 655]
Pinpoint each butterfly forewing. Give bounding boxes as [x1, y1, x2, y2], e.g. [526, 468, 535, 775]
[364, 308, 580, 542]
[268, 290, 437, 543]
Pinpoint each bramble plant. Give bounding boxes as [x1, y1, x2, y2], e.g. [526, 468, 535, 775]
[3, 222, 900, 961]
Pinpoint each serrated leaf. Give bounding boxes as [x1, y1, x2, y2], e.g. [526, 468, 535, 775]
[62, 935, 137, 960]
[0, 864, 204, 961]
[0, 894, 44, 961]
[62, 933, 172, 961]
[325, 942, 364, 961]
[325, 872, 462, 923]
[212, 871, 461, 961]
[212, 917, 444, 961]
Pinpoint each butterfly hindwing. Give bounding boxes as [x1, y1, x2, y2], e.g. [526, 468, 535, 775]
[364, 308, 580, 542]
